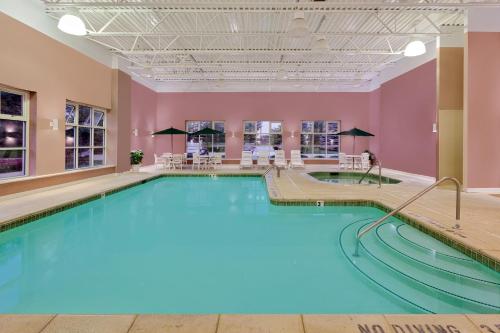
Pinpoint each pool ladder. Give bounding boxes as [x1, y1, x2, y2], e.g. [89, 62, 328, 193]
[358, 160, 382, 188]
[262, 165, 282, 178]
[353, 177, 462, 256]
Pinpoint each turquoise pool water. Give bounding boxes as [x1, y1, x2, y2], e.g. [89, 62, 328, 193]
[0, 177, 498, 313]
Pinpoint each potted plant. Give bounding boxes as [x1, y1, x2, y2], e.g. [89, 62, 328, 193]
[130, 150, 144, 172]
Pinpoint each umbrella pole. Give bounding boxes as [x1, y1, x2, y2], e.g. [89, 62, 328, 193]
[352, 136, 356, 169]
[171, 134, 173, 153]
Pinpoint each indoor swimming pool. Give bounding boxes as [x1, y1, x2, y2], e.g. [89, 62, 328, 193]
[0, 177, 498, 314]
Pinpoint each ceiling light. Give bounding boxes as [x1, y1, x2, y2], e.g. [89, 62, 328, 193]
[289, 11, 308, 37]
[404, 40, 426, 57]
[312, 36, 330, 53]
[57, 10, 87, 36]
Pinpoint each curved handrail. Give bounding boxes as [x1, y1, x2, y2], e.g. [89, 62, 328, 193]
[353, 177, 462, 256]
[358, 160, 382, 188]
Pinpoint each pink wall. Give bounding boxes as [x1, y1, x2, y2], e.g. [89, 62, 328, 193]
[465, 32, 500, 188]
[130, 81, 157, 165]
[378, 60, 438, 177]
[155, 92, 373, 159]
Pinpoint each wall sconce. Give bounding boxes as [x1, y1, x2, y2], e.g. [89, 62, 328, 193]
[432, 123, 437, 133]
[231, 131, 236, 138]
[150, 131, 155, 138]
[132, 128, 139, 136]
[290, 130, 295, 139]
[49, 118, 59, 131]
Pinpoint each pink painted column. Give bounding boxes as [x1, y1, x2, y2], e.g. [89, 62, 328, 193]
[464, 32, 500, 189]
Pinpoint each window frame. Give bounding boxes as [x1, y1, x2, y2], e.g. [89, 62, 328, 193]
[243, 120, 283, 159]
[65, 102, 106, 170]
[185, 120, 226, 157]
[300, 120, 341, 159]
[0, 86, 30, 179]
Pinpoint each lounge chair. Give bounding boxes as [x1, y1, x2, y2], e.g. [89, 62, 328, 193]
[274, 150, 287, 168]
[289, 150, 305, 169]
[257, 151, 270, 168]
[239, 151, 253, 169]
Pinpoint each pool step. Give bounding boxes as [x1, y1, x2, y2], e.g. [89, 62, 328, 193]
[376, 222, 500, 285]
[339, 220, 500, 313]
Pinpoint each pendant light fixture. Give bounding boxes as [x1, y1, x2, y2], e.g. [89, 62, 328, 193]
[404, 39, 426, 57]
[57, 9, 87, 36]
[404, 21, 426, 57]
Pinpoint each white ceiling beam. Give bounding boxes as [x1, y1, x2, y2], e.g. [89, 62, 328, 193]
[87, 31, 445, 37]
[120, 49, 403, 56]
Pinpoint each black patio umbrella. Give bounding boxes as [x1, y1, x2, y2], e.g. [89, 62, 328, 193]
[189, 127, 224, 136]
[337, 127, 374, 154]
[153, 127, 189, 153]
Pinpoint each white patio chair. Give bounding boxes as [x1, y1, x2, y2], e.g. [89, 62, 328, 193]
[338, 153, 349, 170]
[209, 153, 223, 169]
[274, 150, 287, 168]
[192, 153, 207, 170]
[361, 153, 370, 170]
[289, 150, 305, 169]
[154, 154, 166, 169]
[239, 151, 253, 169]
[171, 154, 183, 170]
[257, 151, 270, 168]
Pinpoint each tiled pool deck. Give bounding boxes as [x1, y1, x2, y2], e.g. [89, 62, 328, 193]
[0, 165, 499, 331]
[0, 314, 499, 333]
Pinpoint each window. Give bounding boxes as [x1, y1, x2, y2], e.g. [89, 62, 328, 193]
[0, 87, 29, 179]
[301, 120, 340, 159]
[243, 121, 282, 158]
[65, 102, 106, 170]
[186, 121, 225, 157]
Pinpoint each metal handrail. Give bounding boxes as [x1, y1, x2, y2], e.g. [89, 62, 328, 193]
[353, 177, 461, 256]
[358, 160, 382, 188]
[262, 166, 273, 178]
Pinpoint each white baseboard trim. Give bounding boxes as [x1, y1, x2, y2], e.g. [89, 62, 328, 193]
[465, 188, 500, 194]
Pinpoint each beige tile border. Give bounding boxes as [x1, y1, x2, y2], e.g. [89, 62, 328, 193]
[1, 314, 499, 333]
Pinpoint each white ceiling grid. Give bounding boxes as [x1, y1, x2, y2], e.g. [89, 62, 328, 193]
[41, 0, 497, 91]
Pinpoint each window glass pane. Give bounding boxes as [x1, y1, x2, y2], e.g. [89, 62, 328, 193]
[65, 126, 75, 147]
[94, 128, 105, 147]
[270, 134, 282, 146]
[78, 148, 91, 168]
[314, 121, 326, 133]
[78, 127, 91, 147]
[93, 110, 104, 127]
[65, 104, 76, 124]
[270, 122, 282, 133]
[214, 122, 224, 132]
[0, 120, 25, 148]
[313, 146, 326, 157]
[314, 134, 326, 146]
[301, 134, 312, 146]
[200, 121, 211, 129]
[302, 121, 313, 133]
[186, 121, 199, 133]
[301, 146, 312, 157]
[327, 122, 339, 134]
[65, 149, 75, 170]
[258, 121, 270, 134]
[93, 148, 104, 166]
[256, 134, 269, 145]
[244, 121, 255, 133]
[0, 149, 24, 178]
[327, 134, 339, 146]
[0, 92, 23, 116]
[78, 106, 92, 126]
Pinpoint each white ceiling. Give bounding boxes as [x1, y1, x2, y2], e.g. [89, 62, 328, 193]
[40, 1, 495, 92]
